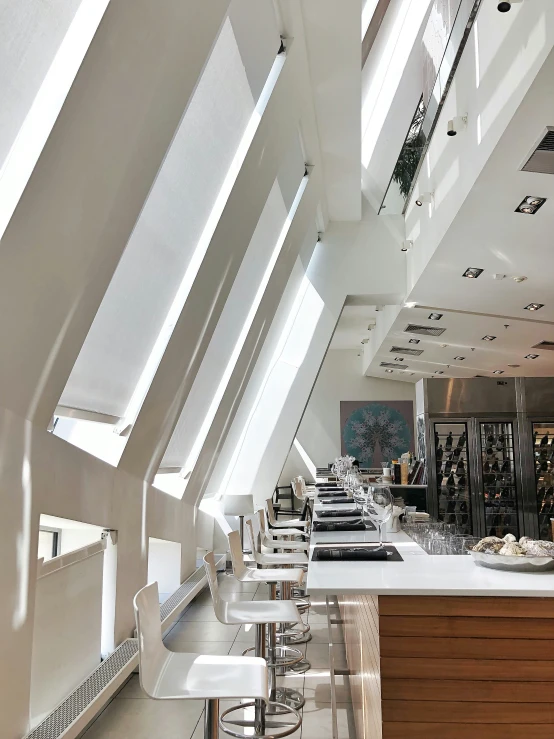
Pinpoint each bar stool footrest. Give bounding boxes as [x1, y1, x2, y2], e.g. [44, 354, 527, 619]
[220, 700, 301, 739]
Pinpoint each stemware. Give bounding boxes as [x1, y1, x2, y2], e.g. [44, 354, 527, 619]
[365, 486, 394, 549]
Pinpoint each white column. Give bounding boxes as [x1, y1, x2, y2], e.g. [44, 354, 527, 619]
[119, 42, 300, 482]
[0, 0, 229, 428]
[185, 169, 321, 505]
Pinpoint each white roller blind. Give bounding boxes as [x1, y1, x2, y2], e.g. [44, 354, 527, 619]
[161, 132, 306, 470]
[59, 18, 260, 417]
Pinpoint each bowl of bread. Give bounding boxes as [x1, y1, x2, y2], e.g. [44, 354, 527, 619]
[470, 534, 554, 572]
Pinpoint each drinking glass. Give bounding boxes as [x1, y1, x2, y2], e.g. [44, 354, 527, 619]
[365, 486, 394, 548]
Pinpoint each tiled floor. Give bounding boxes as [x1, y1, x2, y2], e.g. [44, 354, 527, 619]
[82, 574, 355, 739]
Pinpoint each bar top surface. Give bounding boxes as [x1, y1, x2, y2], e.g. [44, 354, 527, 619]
[306, 497, 554, 598]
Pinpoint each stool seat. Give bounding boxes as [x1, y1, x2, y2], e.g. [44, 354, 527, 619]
[258, 551, 309, 566]
[134, 582, 268, 703]
[204, 554, 300, 627]
[267, 499, 308, 529]
[268, 527, 309, 538]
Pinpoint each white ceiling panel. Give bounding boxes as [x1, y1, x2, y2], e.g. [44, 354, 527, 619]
[59, 19, 257, 417]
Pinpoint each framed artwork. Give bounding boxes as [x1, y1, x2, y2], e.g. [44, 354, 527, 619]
[340, 400, 414, 467]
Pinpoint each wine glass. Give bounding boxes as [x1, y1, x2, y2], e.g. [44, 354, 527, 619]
[365, 486, 394, 549]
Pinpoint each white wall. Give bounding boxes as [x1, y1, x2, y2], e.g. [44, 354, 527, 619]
[147, 538, 182, 602]
[30, 547, 104, 728]
[294, 348, 415, 469]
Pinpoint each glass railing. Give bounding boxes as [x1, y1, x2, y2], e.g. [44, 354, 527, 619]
[379, 0, 483, 215]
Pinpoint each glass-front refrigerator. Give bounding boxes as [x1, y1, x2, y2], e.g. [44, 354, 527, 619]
[433, 422, 472, 534]
[478, 421, 519, 539]
[531, 422, 554, 540]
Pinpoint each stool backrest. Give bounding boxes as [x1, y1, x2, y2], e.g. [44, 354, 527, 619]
[228, 530, 248, 578]
[245, 518, 262, 564]
[203, 551, 227, 620]
[133, 582, 169, 698]
[266, 498, 278, 525]
[291, 477, 305, 501]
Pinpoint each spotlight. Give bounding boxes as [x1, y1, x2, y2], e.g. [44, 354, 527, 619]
[415, 192, 433, 207]
[447, 115, 468, 137]
[482, 335, 496, 341]
[435, 370, 444, 375]
[525, 303, 544, 311]
[409, 338, 420, 344]
[401, 240, 413, 252]
[493, 370, 504, 375]
[525, 354, 539, 359]
[385, 369, 394, 373]
[463, 267, 484, 279]
[497, 0, 523, 11]
[429, 312, 443, 320]
[454, 356, 465, 360]
[515, 195, 547, 215]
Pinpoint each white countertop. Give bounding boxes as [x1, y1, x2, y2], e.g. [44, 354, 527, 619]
[307, 497, 554, 598]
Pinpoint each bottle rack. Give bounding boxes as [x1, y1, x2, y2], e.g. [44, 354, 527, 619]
[480, 422, 518, 539]
[434, 423, 472, 535]
[533, 424, 554, 541]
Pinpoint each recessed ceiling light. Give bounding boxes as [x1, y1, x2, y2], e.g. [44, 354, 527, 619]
[493, 370, 504, 375]
[524, 303, 544, 311]
[463, 267, 484, 279]
[454, 356, 465, 360]
[435, 370, 444, 374]
[385, 368, 394, 373]
[515, 195, 547, 215]
[394, 357, 404, 362]
[409, 338, 420, 344]
[482, 335, 496, 341]
[415, 192, 433, 206]
[508, 364, 520, 368]
[525, 354, 539, 359]
[440, 344, 448, 348]
[429, 312, 443, 320]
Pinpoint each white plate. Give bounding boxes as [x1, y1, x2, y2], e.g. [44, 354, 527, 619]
[470, 550, 554, 572]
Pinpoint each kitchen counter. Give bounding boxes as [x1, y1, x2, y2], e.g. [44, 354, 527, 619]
[307, 495, 554, 739]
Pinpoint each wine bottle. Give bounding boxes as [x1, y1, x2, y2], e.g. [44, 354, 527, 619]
[458, 475, 466, 488]
[437, 473, 443, 487]
[484, 461, 490, 473]
[435, 431, 440, 448]
[436, 445, 443, 461]
[496, 435, 505, 451]
[455, 459, 465, 475]
[491, 460, 500, 473]
[501, 460, 510, 473]
[452, 447, 461, 459]
[541, 433, 549, 448]
[444, 460, 453, 475]
[457, 431, 466, 448]
[445, 432, 453, 451]
[487, 434, 495, 445]
[446, 473, 455, 487]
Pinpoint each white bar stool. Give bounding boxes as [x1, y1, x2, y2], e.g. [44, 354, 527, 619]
[246, 520, 312, 651]
[203, 551, 305, 721]
[133, 582, 268, 739]
[228, 531, 311, 678]
[257, 510, 310, 552]
[267, 498, 309, 531]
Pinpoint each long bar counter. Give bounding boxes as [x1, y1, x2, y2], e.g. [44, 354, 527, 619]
[306, 496, 554, 739]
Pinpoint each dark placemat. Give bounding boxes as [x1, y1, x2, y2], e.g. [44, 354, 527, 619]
[316, 486, 343, 491]
[312, 520, 375, 532]
[317, 509, 361, 518]
[311, 545, 403, 562]
[320, 497, 351, 505]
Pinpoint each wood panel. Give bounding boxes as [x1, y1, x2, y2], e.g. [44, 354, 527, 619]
[338, 595, 554, 739]
[379, 595, 554, 618]
[381, 635, 554, 660]
[382, 678, 553, 703]
[339, 594, 381, 739]
[383, 700, 554, 724]
[382, 657, 554, 681]
[381, 615, 554, 639]
[383, 724, 554, 739]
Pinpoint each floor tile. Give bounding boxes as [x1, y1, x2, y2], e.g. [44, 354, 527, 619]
[82, 695, 203, 739]
[179, 605, 219, 622]
[303, 669, 351, 703]
[301, 701, 355, 739]
[162, 638, 234, 656]
[166, 620, 240, 642]
[116, 674, 146, 699]
[308, 622, 344, 644]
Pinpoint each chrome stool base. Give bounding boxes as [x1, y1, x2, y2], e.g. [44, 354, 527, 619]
[268, 687, 304, 712]
[220, 700, 301, 739]
[281, 656, 310, 675]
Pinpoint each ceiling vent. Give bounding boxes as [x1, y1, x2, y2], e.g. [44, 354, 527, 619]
[404, 324, 446, 337]
[532, 340, 554, 351]
[380, 361, 408, 370]
[522, 128, 554, 174]
[390, 345, 424, 356]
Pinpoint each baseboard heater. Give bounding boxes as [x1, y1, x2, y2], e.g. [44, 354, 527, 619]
[25, 554, 226, 739]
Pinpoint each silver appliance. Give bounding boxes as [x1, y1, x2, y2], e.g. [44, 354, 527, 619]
[416, 377, 554, 539]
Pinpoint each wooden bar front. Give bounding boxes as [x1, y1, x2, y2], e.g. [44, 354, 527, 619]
[339, 595, 554, 739]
